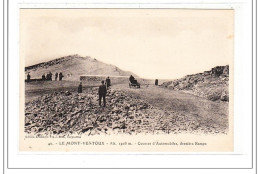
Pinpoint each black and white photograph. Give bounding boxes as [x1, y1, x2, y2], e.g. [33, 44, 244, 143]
[20, 9, 234, 151]
[2, 0, 258, 172]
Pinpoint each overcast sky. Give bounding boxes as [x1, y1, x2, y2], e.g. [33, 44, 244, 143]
[20, 9, 233, 79]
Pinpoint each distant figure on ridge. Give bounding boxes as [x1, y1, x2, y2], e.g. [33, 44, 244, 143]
[49, 72, 52, 81]
[155, 79, 158, 85]
[42, 73, 46, 80]
[59, 72, 64, 81]
[106, 76, 111, 88]
[55, 72, 58, 81]
[98, 80, 107, 107]
[78, 82, 83, 93]
[46, 73, 49, 80]
[27, 72, 31, 82]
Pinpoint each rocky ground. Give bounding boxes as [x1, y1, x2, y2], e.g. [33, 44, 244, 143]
[24, 85, 228, 136]
[161, 65, 229, 102]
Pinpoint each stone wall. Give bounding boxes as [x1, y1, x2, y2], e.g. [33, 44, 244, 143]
[80, 75, 153, 86]
[80, 75, 130, 85]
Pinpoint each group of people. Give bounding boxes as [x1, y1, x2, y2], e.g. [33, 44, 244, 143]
[130, 75, 158, 85]
[27, 73, 158, 108]
[42, 72, 64, 81]
[42, 72, 53, 81]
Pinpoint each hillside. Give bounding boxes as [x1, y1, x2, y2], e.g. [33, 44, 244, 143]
[160, 65, 229, 102]
[25, 54, 137, 81]
[24, 65, 229, 136]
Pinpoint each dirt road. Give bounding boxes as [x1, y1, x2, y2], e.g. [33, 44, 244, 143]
[113, 84, 229, 133]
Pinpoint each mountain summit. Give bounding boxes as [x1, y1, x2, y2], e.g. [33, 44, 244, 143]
[25, 54, 137, 81]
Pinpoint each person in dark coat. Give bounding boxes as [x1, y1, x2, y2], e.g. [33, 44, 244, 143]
[130, 75, 137, 84]
[98, 81, 107, 107]
[129, 75, 134, 83]
[27, 73, 31, 82]
[155, 79, 158, 85]
[42, 73, 46, 80]
[55, 72, 58, 81]
[59, 72, 64, 81]
[78, 82, 82, 93]
[49, 72, 52, 81]
[106, 76, 111, 88]
[46, 73, 50, 80]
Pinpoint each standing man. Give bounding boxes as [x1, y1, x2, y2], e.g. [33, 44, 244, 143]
[42, 73, 46, 80]
[78, 82, 83, 93]
[46, 73, 50, 80]
[55, 72, 58, 81]
[106, 76, 111, 88]
[49, 72, 53, 81]
[59, 72, 64, 81]
[129, 75, 134, 83]
[155, 79, 158, 85]
[27, 72, 31, 82]
[98, 80, 107, 107]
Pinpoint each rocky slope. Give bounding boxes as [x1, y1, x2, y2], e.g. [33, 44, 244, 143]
[25, 54, 137, 81]
[160, 65, 229, 102]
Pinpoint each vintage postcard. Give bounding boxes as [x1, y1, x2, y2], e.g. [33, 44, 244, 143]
[20, 9, 234, 152]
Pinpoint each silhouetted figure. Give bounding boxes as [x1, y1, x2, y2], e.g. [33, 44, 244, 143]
[49, 72, 52, 81]
[98, 81, 107, 107]
[129, 75, 138, 84]
[59, 72, 64, 81]
[106, 76, 111, 88]
[46, 72, 52, 81]
[42, 74, 46, 80]
[46, 73, 49, 80]
[78, 82, 82, 93]
[55, 72, 58, 81]
[27, 73, 31, 82]
[155, 79, 158, 85]
[129, 75, 134, 83]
